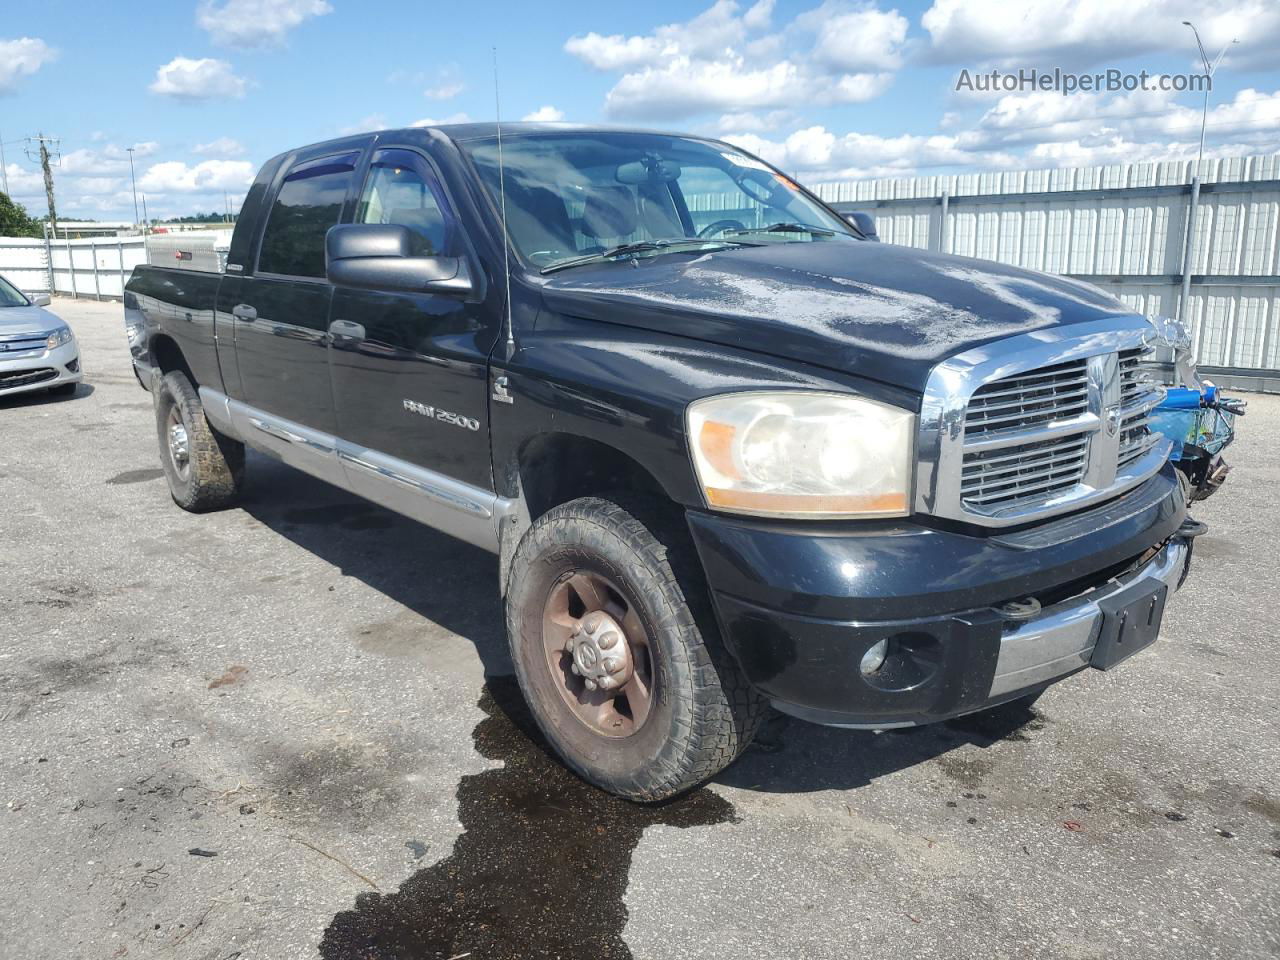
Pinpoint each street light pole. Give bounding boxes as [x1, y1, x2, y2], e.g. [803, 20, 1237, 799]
[1181, 21, 1239, 168]
[126, 146, 141, 228]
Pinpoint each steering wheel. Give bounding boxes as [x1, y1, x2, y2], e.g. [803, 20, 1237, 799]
[697, 219, 747, 238]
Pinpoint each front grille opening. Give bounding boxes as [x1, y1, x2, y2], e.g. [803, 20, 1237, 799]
[956, 344, 1166, 519]
[1117, 346, 1161, 472]
[0, 368, 57, 389]
[964, 358, 1090, 436]
[962, 433, 1088, 508]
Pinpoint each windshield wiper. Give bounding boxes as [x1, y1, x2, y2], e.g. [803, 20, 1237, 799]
[541, 238, 757, 274]
[730, 222, 836, 237]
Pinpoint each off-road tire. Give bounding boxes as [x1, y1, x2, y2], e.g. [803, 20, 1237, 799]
[506, 496, 765, 801]
[154, 370, 244, 512]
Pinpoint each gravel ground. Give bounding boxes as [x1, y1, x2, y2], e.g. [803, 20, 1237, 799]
[1, 296, 1277, 960]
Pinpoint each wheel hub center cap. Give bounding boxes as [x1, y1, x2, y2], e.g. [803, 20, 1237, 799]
[168, 422, 190, 464]
[566, 611, 632, 692]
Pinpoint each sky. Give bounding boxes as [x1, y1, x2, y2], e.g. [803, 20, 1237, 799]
[2, 0, 1278, 222]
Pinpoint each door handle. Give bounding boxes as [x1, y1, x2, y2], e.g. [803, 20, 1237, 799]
[328, 319, 366, 341]
[232, 303, 257, 321]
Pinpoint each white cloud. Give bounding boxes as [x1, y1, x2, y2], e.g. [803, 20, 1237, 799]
[607, 55, 891, 119]
[566, 1, 901, 120]
[150, 57, 247, 100]
[423, 80, 465, 100]
[139, 159, 256, 193]
[410, 113, 472, 127]
[564, 33, 673, 72]
[716, 109, 796, 133]
[921, 0, 1276, 70]
[522, 105, 566, 122]
[725, 125, 1018, 180]
[193, 137, 246, 158]
[0, 37, 56, 94]
[197, 0, 332, 48]
[338, 114, 387, 136]
[802, 4, 910, 72]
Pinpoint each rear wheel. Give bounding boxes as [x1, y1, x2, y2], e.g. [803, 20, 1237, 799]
[505, 496, 765, 801]
[154, 370, 244, 512]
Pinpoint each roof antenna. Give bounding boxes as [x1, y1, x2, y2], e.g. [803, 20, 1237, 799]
[493, 46, 515, 354]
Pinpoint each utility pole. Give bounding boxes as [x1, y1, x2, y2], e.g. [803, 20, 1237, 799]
[141, 194, 150, 233]
[126, 146, 141, 228]
[0, 131, 8, 196]
[1182, 21, 1239, 167]
[25, 133, 60, 236]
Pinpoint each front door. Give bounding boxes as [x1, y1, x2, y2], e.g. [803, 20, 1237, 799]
[327, 146, 497, 492]
[225, 149, 362, 437]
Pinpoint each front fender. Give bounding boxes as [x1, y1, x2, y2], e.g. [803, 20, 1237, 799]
[488, 315, 916, 507]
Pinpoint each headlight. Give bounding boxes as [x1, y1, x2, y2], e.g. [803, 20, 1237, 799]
[687, 391, 914, 518]
[46, 326, 74, 350]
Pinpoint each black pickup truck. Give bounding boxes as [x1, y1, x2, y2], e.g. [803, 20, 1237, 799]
[125, 124, 1198, 801]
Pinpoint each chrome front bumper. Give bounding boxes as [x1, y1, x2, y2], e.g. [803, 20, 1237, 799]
[989, 537, 1191, 697]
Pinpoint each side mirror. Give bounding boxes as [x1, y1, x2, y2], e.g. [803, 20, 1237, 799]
[30, 293, 52, 307]
[842, 211, 880, 242]
[325, 224, 472, 295]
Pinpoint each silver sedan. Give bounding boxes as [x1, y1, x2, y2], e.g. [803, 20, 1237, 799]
[0, 274, 83, 399]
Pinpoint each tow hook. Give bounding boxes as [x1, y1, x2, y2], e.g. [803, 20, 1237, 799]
[1173, 518, 1208, 588]
[1177, 517, 1209, 539]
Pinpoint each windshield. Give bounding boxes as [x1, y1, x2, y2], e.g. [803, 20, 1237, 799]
[461, 132, 854, 270]
[0, 275, 30, 308]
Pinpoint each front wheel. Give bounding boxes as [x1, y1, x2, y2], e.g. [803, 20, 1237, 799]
[505, 497, 765, 802]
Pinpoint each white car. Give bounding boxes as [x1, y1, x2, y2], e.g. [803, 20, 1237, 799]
[0, 275, 82, 399]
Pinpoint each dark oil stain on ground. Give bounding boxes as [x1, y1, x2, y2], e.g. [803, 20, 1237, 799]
[320, 676, 737, 960]
[106, 467, 164, 485]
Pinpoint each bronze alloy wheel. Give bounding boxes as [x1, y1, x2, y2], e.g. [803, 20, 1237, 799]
[541, 570, 654, 738]
[506, 496, 766, 800]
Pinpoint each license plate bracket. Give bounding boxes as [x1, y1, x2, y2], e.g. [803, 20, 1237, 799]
[1091, 580, 1168, 670]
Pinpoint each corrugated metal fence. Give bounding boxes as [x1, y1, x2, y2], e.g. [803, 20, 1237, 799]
[0, 230, 229, 301]
[814, 154, 1280, 384]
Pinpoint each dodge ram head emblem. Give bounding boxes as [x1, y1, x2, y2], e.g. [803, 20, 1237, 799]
[1104, 403, 1121, 437]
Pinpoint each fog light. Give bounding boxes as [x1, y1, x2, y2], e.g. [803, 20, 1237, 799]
[860, 638, 889, 675]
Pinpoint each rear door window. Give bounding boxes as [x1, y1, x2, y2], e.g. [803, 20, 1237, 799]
[257, 152, 359, 278]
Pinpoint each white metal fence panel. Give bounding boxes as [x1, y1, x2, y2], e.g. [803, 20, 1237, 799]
[0, 233, 231, 300]
[816, 153, 1280, 377]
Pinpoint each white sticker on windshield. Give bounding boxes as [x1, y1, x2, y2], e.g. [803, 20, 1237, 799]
[721, 151, 771, 172]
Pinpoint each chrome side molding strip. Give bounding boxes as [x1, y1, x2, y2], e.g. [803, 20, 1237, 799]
[198, 387, 510, 553]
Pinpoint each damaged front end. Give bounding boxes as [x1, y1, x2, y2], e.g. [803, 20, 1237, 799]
[1146, 317, 1247, 502]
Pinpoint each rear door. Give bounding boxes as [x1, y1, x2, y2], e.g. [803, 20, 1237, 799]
[327, 145, 497, 491]
[221, 149, 362, 436]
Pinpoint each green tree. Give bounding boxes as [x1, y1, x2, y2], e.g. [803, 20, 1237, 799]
[0, 191, 43, 238]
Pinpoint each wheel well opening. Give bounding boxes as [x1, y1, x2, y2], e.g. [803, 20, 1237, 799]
[517, 434, 672, 522]
[151, 335, 196, 388]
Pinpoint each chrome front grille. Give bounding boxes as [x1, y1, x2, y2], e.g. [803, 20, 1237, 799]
[1117, 347, 1163, 469]
[917, 317, 1173, 528]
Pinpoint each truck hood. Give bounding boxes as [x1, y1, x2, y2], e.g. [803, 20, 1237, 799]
[0, 305, 61, 337]
[539, 240, 1138, 394]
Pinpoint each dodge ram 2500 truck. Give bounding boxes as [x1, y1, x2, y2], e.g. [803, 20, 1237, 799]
[125, 124, 1200, 801]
